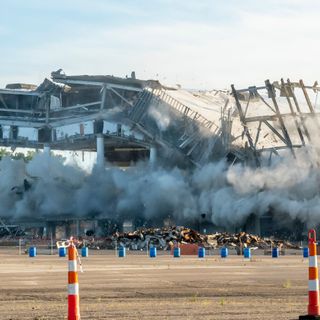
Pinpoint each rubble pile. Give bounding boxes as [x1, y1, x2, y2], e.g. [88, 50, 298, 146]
[112, 226, 207, 250]
[0, 226, 25, 238]
[206, 231, 299, 250]
[83, 227, 300, 251]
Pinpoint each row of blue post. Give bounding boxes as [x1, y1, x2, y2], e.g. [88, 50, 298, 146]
[29, 245, 310, 259]
[222, 247, 309, 259]
[118, 246, 242, 258]
[28, 246, 89, 258]
[270, 247, 309, 258]
[220, 247, 310, 259]
[117, 246, 311, 259]
[118, 246, 158, 258]
[118, 247, 206, 258]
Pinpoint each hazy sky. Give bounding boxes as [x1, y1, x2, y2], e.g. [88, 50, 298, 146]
[0, 0, 320, 90]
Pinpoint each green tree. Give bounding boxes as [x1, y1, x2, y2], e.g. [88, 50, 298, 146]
[0, 148, 37, 162]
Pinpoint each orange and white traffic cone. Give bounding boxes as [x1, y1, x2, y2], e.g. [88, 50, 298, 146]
[299, 229, 320, 320]
[68, 241, 80, 320]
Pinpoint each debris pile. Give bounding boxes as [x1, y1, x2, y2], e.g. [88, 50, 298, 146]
[206, 231, 299, 250]
[0, 226, 25, 238]
[112, 226, 206, 250]
[83, 227, 300, 251]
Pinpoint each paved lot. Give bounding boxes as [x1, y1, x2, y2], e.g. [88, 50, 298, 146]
[0, 251, 310, 319]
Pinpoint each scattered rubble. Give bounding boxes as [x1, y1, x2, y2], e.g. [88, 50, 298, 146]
[206, 231, 299, 250]
[112, 226, 206, 251]
[83, 227, 300, 251]
[0, 225, 301, 252]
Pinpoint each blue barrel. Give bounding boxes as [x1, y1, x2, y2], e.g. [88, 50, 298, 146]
[58, 247, 66, 257]
[198, 247, 205, 258]
[243, 247, 251, 259]
[81, 247, 88, 258]
[272, 247, 279, 258]
[173, 247, 180, 258]
[149, 247, 157, 258]
[29, 247, 37, 257]
[220, 247, 228, 258]
[118, 246, 126, 258]
[303, 247, 309, 258]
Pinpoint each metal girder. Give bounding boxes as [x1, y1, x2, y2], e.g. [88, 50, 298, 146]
[50, 101, 101, 113]
[108, 87, 133, 107]
[245, 112, 320, 123]
[106, 83, 142, 93]
[0, 118, 45, 128]
[287, 81, 320, 91]
[0, 94, 8, 109]
[0, 108, 36, 114]
[231, 84, 259, 165]
[280, 78, 305, 146]
[100, 85, 107, 110]
[299, 79, 316, 113]
[243, 94, 251, 118]
[287, 78, 311, 142]
[0, 218, 11, 234]
[235, 85, 266, 93]
[129, 89, 154, 123]
[230, 79, 320, 163]
[266, 80, 294, 155]
[48, 113, 103, 128]
[0, 131, 152, 150]
[262, 120, 288, 145]
[258, 145, 302, 153]
[53, 79, 143, 92]
[0, 89, 41, 96]
[107, 83, 143, 92]
[254, 121, 262, 148]
[255, 91, 276, 113]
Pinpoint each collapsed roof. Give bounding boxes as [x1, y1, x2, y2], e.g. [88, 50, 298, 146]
[0, 70, 319, 166]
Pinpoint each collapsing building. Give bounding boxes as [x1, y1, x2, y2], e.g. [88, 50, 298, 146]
[0, 69, 319, 239]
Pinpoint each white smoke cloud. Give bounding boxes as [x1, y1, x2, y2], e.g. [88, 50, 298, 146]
[1, 144, 320, 230]
[148, 102, 172, 131]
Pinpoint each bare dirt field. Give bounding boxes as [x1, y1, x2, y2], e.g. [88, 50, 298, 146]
[0, 250, 310, 320]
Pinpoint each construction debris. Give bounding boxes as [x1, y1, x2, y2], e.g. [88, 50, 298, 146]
[0, 218, 25, 238]
[112, 226, 205, 251]
[206, 231, 299, 250]
[82, 227, 300, 251]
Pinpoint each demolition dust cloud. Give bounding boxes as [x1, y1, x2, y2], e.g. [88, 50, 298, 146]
[0, 144, 320, 228]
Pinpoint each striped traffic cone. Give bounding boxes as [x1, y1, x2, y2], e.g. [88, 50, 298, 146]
[68, 241, 80, 320]
[299, 229, 320, 319]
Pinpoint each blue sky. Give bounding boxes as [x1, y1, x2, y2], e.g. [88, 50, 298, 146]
[1, 0, 320, 89]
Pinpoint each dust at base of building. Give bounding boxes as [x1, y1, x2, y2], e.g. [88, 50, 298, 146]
[0, 210, 308, 242]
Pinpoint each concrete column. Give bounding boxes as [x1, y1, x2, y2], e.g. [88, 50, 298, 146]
[46, 222, 56, 240]
[96, 134, 105, 168]
[65, 223, 71, 239]
[43, 143, 51, 155]
[254, 215, 261, 235]
[76, 220, 80, 237]
[149, 146, 157, 166]
[42, 226, 47, 238]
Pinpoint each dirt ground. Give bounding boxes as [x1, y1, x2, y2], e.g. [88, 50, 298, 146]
[0, 249, 311, 320]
